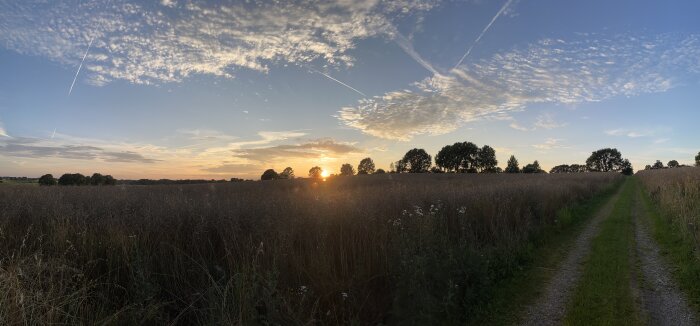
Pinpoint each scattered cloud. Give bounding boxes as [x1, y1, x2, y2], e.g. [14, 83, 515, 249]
[0, 121, 8, 138]
[0, 137, 160, 163]
[0, 0, 441, 86]
[177, 129, 238, 142]
[508, 122, 530, 131]
[233, 138, 362, 163]
[532, 138, 567, 150]
[605, 129, 650, 138]
[533, 113, 567, 130]
[339, 33, 700, 140]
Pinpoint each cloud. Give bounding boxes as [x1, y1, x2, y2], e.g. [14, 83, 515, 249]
[177, 129, 238, 142]
[532, 138, 566, 150]
[339, 33, 700, 140]
[533, 113, 567, 129]
[605, 129, 650, 138]
[233, 138, 362, 163]
[0, 137, 159, 163]
[0, 0, 440, 86]
[0, 121, 8, 138]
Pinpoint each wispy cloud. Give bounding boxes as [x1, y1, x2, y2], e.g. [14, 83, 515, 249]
[532, 138, 567, 150]
[340, 33, 700, 140]
[605, 129, 650, 138]
[0, 137, 160, 163]
[0, 120, 9, 138]
[0, 0, 439, 86]
[233, 138, 362, 163]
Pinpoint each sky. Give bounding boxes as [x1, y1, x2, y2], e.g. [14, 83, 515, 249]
[1, 0, 699, 179]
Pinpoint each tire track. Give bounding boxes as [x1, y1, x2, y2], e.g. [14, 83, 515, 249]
[519, 184, 624, 326]
[633, 189, 697, 326]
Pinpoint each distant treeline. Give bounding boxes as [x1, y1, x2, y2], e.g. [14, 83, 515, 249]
[38, 173, 116, 186]
[121, 178, 251, 185]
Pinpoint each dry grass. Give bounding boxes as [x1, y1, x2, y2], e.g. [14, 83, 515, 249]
[0, 173, 621, 324]
[637, 167, 700, 244]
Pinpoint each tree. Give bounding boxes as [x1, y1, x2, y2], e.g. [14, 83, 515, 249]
[401, 148, 432, 173]
[91, 173, 106, 185]
[549, 164, 571, 173]
[340, 163, 355, 176]
[668, 160, 679, 168]
[375, 168, 386, 174]
[696, 152, 700, 167]
[505, 155, 520, 173]
[435, 144, 457, 172]
[585, 148, 626, 172]
[104, 175, 116, 185]
[430, 166, 444, 173]
[645, 165, 652, 170]
[58, 173, 87, 186]
[569, 164, 587, 173]
[522, 161, 544, 174]
[260, 169, 279, 181]
[652, 160, 664, 169]
[280, 167, 295, 179]
[621, 159, 634, 176]
[38, 174, 57, 186]
[477, 145, 498, 172]
[357, 157, 375, 174]
[435, 142, 481, 172]
[308, 166, 323, 179]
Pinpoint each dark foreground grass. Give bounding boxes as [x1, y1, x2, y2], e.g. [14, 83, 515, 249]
[638, 183, 700, 312]
[0, 173, 623, 324]
[564, 178, 639, 325]
[467, 179, 623, 325]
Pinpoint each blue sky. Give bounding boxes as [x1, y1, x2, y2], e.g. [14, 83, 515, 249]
[1, 0, 699, 178]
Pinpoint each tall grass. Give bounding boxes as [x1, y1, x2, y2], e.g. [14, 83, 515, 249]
[637, 167, 700, 246]
[0, 173, 621, 324]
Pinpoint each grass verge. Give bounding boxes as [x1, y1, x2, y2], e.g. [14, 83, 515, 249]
[467, 180, 624, 325]
[564, 178, 638, 325]
[638, 182, 700, 313]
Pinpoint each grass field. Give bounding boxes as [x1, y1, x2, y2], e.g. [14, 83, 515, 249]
[0, 173, 622, 324]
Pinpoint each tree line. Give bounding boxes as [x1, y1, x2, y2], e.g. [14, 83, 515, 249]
[38, 173, 116, 186]
[259, 145, 641, 180]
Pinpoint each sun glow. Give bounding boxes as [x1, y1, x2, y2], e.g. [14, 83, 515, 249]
[321, 169, 330, 178]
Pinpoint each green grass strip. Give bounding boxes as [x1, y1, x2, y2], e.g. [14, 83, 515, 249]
[467, 180, 624, 326]
[638, 181, 700, 313]
[564, 178, 639, 325]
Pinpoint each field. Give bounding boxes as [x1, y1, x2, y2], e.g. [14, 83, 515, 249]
[0, 173, 622, 324]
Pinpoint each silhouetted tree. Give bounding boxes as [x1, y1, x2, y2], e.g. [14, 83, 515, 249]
[340, 163, 355, 176]
[357, 157, 375, 175]
[505, 155, 520, 173]
[522, 161, 545, 174]
[586, 148, 626, 172]
[549, 164, 571, 173]
[430, 166, 444, 173]
[402, 148, 431, 173]
[91, 173, 106, 185]
[668, 160, 679, 168]
[104, 175, 116, 185]
[652, 160, 664, 169]
[696, 152, 700, 167]
[435, 144, 457, 172]
[477, 145, 498, 172]
[280, 167, 295, 179]
[435, 142, 481, 172]
[621, 159, 634, 175]
[645, 165, 652, 170]
[58, 173, 87, 186]
[260, 169, 279, 181]
[308, 166, 323, 178]
[375, 168, 386, 174]
[38, 174, 57, 186]
[569, 164, 588, 173]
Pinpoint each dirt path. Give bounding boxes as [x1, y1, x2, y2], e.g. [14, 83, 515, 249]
[519, 185, 624, 326]
[633, 189, 697, 326]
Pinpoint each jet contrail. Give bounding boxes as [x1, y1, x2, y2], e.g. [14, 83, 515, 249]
[394, 32, 440, 76]
[68, 0, 112, 96]
[453, 0, 515, 70]
[68, 37, 94, 96]
[311, 69, 367, 97]
[51, 128, 57, 139]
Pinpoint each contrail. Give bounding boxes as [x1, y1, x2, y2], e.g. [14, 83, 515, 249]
[394, 32, 440, 76]
[68, 0, 112, 96]
[68, 37, 94, 96]
[51, 128, 57, 139]
[453, 0, 515, 70]
[311, 69, 367, 97]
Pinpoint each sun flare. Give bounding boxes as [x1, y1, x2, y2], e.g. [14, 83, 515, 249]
[321, 169, 330, 178]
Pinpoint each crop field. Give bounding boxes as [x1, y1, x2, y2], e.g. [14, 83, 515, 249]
[0, 173, 622, 325]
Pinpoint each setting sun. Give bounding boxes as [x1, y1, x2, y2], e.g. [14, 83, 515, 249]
[321, 169, 330, 178]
